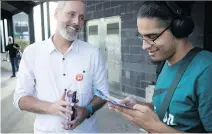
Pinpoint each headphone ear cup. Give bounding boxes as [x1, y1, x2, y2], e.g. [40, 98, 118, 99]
[170, 17, 194, 38]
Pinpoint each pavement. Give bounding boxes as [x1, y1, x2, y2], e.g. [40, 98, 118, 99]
[1, 53, 146, 133]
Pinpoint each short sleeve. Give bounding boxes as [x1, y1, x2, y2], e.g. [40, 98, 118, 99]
[196, 65, 212, 132]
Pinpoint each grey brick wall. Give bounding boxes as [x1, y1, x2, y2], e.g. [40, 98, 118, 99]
[204, 2, 212, 52]
[82, 1, 205, 99]
[189, 2, 205, 48]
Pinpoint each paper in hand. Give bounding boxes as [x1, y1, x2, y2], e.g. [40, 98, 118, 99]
[93, 88, 132, 109]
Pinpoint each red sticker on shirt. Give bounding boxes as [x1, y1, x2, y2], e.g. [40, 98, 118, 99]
[76, 74, 83, 81]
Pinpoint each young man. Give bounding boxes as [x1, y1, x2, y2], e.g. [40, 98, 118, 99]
[13, 1, 108, 133]
[5, 36, 20, 77]
[109, 1, 212, 133]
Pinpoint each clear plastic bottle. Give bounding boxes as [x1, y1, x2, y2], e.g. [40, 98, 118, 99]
[63, 90, 74, 129]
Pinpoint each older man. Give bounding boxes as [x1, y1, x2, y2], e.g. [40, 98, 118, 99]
[13, 1, 108, 133]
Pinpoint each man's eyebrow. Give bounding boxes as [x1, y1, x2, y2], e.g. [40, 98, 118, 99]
[68, 11, 76, 13]
[79, 14, 85, 17]
[67, 11, 84, 17]
[144, 33, 158, 36]
[137, 32, 158, 36]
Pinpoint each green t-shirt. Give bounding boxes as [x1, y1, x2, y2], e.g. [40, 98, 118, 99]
[153, 50, 212, 132]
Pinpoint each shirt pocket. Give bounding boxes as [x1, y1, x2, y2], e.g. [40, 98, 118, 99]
[70, 68, 93, 106]
[76, 69, 92, 93]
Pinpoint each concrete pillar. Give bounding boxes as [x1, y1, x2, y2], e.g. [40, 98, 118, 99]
[28, 7, 35, 44]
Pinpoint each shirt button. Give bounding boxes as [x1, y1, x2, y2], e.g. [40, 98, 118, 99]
[63, 58, 65, 60]
[63, 74, 66, 76]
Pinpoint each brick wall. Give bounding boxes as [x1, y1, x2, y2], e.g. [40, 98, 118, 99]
[81, 1, 205, 99]
[204, 2, 212, 52]
[189, 2, 205, 48]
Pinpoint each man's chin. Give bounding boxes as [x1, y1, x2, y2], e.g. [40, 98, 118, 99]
[62, 34, 77, 41]
[63, 36, 75, 41]
[150, 60, 162, 65]
[59, 29, 78, 41]
[150, 57, 165, 64]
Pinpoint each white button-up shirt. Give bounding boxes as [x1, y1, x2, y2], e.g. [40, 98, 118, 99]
[13, 37, 109, 133]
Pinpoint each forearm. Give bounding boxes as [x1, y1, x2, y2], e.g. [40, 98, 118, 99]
[19, 96, 52, 114]
[89, 95, 106, 112]
[149, 121, 184, 133]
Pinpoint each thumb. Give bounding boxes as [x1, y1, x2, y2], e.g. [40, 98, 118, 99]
[120, 99, 130, 105]
[120, 97, 133, 104]
[61, 89, 67, 100]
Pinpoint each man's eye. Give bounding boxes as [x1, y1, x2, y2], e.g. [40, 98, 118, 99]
[147, 35, 158, 40]
[68, 13, 75, 17]
[137, 34, 144, 39]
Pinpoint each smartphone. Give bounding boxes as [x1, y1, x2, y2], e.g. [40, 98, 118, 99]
[94, 88, 133, 109]
[105, 95, 133, 109]
[71, 91, 77, 121]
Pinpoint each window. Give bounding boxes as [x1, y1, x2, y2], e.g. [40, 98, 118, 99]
[107, 23, 119, 34]
[49, 2, 57, 35]
[89, 25, 98, 35]
[0, 20, 5, 52]
[33, 5, 42, 42]
[13, 12, 29, 41]
[4, 19, 8, 46]
[43, 2, 49, 40]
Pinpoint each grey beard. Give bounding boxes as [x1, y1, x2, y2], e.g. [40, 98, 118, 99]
[59, 28, 78, 41]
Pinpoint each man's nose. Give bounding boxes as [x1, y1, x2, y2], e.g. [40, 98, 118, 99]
[72, 17, 80, 25]
[142, 40, 152, 50]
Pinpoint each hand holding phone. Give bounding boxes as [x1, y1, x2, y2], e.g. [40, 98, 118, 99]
[63, 90, 77, 130]
[94, 88, 133, 109]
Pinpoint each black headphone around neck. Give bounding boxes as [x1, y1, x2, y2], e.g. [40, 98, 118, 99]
[165, 1, 194, 38]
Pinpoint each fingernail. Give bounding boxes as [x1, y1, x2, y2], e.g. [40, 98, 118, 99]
[70, 103, 74, 106]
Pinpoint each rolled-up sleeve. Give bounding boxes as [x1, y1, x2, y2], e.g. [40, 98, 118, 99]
[92, 49, 109, 96]
[13, 46, 36, 111]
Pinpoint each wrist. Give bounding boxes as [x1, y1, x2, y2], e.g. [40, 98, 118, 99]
[84, 107, 90, 116]
[84, 105, 94, 118]
[45, 102, 54, 114]
[149, 121, 164, 133]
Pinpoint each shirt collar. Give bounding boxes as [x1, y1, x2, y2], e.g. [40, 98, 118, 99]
[47, 36, 79, 54]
